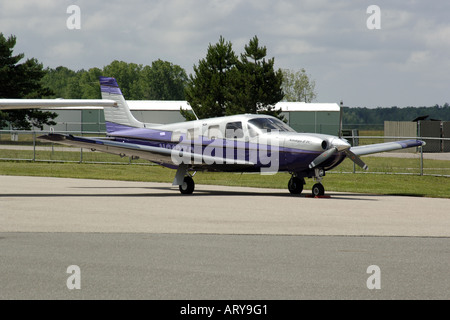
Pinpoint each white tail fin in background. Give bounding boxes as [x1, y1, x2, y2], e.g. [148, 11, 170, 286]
[99, 77, 144, 133]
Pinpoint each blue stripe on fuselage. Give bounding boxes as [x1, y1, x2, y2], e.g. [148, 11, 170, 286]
[105, 122, 346, 173]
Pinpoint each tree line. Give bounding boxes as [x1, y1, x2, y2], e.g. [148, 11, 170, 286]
[1, 32, 449, 131]
[343, 105, 450, 129]
[1, 33, 317, 129]
[42, 59, 188, 101]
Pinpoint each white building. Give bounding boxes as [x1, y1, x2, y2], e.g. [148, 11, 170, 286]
[39, 101, 341, 135]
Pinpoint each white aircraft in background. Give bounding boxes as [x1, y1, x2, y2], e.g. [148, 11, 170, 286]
[0, 77, 425, 196]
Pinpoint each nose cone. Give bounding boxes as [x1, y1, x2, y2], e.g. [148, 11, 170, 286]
[330, 138, 351, 151]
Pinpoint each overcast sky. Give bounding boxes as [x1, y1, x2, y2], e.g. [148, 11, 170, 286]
[1, 0, 449, 108]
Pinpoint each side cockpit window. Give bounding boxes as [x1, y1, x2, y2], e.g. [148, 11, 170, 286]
[225, 122, 244, 139]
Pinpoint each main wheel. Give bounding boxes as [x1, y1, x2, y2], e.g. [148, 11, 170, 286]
[312, 183, 325, 197]
[179, 176, 195, 194]
[288, 177, 304, 194]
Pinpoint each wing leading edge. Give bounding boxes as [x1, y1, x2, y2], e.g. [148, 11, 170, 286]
[38, 134, 255, 171]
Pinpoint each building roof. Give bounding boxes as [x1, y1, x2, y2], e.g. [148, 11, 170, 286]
[275, 102, 340, 112]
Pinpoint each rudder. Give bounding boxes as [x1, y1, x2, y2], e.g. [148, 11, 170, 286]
[99, 77, 143, 132]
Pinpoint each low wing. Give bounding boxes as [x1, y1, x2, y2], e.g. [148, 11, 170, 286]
[38, 134, 254, 171]
[0, 99, 117, 110]
[350, 139, 425, 156]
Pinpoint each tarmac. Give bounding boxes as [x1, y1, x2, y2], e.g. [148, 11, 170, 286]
[1, 175, 449, 300]
[1, 175, 449, 237]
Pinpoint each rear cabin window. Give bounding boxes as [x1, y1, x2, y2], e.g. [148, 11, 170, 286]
[207, 125, 221, 140]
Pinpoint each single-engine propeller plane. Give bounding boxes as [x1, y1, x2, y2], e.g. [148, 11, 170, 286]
[0, 77, 425, 196]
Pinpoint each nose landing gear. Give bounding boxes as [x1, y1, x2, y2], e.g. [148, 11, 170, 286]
[289, 169, 326, 197]
[311, 168, 326, 197]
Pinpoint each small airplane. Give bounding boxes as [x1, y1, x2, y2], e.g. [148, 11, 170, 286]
[0, 77, 425, 196]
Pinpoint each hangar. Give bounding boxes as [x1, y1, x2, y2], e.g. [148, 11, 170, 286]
[3, 101, 341, 135]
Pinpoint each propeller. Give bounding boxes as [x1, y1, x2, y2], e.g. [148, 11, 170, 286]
[344, 149, 368, 170]
[308, 102, 368, 171]
[308, 147, 338, 169]
[308, 138, 369, 171]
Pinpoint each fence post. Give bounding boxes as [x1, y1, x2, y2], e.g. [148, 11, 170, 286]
[33, 131, 36, 162]
[418, 121, 423, 176]
[420, 146, 424, 176]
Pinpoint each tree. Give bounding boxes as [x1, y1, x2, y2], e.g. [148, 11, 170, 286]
[102, 60, 143, 99]
[79, 68, 103, 99]
[183, 36, 285, 121]
[183, 36, 238, 120]
[0, 33, 57, 130]
[141, 59, 187, 100]
[281, 68, 317, 102]
[228, 36, 284, 119]
[41, 66, 77, 98]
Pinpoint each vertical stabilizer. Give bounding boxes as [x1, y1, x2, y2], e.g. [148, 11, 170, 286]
[99, 77, 144, 132]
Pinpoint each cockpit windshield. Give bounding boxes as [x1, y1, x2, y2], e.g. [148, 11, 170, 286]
[248, 117, 296, 134]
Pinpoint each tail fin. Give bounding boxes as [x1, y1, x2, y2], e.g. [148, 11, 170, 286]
[99, 77, 144, 132]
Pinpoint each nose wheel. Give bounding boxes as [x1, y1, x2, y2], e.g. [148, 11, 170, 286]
[311, 168, 326, 196]
[312, 183, 325, 197]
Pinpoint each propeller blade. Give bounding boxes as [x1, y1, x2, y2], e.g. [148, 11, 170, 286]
[309, 147, 338, 169]
[344, 149, 369, 170]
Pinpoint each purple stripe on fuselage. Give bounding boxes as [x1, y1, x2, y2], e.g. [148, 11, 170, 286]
[106, 122, 173, 142]
[105, 120, 345, 173]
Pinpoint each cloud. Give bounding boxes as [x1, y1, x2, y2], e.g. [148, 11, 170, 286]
[0, 0, 449, 107]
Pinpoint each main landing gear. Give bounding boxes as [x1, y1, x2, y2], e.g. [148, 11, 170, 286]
[288, 176, 305, 194]
[173, 165, 196, 195]
[289, 169, 326, 197]
[179, 176, 195, 195]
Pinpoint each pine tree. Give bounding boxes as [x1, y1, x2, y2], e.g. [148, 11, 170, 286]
[0, 33, 56, 130]
[228, 36, 285, 119]
[183, 36, 238, 120]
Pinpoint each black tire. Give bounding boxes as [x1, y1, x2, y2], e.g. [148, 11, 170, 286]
[312, 183, 325, 197]
[288, 177, 304, 194]
[179, 176, 195, 194]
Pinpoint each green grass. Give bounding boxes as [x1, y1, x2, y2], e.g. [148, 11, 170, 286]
[0, 160, 449, 198]
[2, 149, 449, 175]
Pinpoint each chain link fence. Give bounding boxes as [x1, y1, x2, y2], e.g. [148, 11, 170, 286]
[1, 130, 449, 177]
